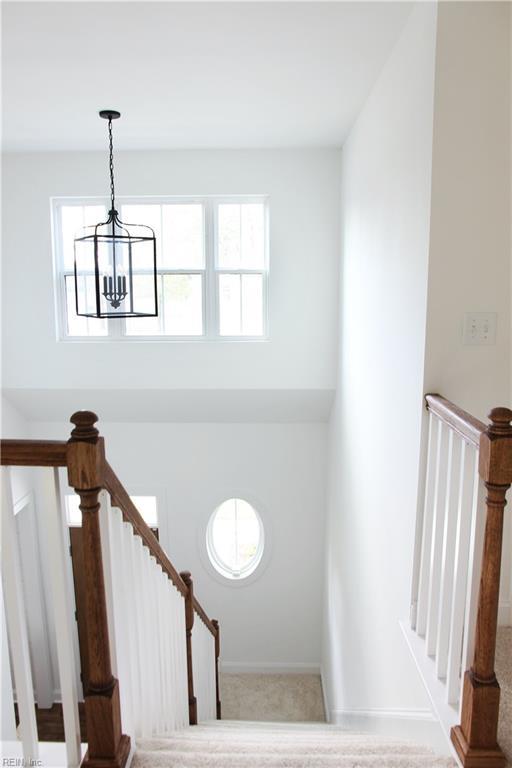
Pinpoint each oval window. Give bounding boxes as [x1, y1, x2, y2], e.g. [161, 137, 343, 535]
[206, 498, 264, 580]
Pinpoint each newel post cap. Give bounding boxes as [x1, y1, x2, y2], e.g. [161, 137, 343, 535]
[69, 411, 100, 442]
[488, 407, 512, 436]
[180, 570, 193, 588]
[180, 571, 194, 629]
[479, 407, 512, 485]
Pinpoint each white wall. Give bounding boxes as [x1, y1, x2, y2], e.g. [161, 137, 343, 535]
[1, 149, 340, 396]
[424, 2, 511, 420]
[323, 0, 512, 735]
[424, 1, 511, 623]
[2, 396, 28, 437]
[323, 1, 438, 724]
[34, 419, 327, 670]
[1, 396, 33, 502]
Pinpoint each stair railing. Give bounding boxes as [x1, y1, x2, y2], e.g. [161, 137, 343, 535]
[407, 395, 511, 767]
[1, 410, 221, 768]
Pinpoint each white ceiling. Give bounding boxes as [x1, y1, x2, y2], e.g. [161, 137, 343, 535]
[2, 1, 412, 151]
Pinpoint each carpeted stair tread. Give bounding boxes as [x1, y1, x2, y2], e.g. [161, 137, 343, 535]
[135, 737, 441, 755]
[132, 721, 456, 768]
[133, 750, 454, 768]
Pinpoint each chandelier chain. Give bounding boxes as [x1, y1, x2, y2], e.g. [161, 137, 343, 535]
[108, 117, 115, 212]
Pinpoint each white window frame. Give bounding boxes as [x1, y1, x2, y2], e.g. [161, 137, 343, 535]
[51, 195, 269, 342]
[64, 491, 160, 529]
[205, 498, 265, 581]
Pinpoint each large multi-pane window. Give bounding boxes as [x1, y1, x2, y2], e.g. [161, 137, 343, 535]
[52, 197, 268, 340]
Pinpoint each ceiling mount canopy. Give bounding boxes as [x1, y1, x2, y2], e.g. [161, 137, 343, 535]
[73, 109, 158, 319]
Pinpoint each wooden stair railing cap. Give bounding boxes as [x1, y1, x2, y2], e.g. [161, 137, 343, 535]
[487, 407, 512, 437]
[479, 407, 512, 486]
[425, 393, 486, 447]
[69, 411, 100, 443]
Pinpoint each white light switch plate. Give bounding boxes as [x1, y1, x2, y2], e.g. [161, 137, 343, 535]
[463, 312, 497, 346]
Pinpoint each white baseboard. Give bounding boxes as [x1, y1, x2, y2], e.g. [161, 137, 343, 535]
[220, 661, 321, 675]
[498, 600, 511, 626]
[320, 666, 447, 755]
[328, 707, 447, 753]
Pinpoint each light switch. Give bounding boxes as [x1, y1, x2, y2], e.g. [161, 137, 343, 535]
[463, 313, 497, 346]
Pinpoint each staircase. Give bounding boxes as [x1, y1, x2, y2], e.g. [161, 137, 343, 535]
[1, 397, 510, 768]
[403, 396, 512, 767]
[132, 721, 457, 768]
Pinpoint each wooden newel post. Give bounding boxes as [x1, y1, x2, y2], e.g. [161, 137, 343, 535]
[180, 570, 198, 725]
[212, 619, 221, 720]
[67, 411, 130, 768]
[451, 407, 512, 768]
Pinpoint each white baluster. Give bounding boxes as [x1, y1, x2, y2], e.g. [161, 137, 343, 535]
[161, 571, 170, 733]
[1, 467, 39, 762]
[158, 569, 166, 734]
[143, 548, 157, 734]
[110, 505, 135, 743]
[164, 585, 174, 732]
[0, 577, 17, 742]
[426, 421, 450, 655]
[176, 592, 184, 728]
[173, 588, 181, 728]
[193, 618, 217, 722]
[461, 472, 487, 682]
[98, 492, 118, 678]
[135, 538, 151, 737]
[416, 413, 439, 635]
[37, 468, 82, 766]
[446, 441, 476, 704]
[436, 432, 462, 678]
[158, 573, 168, 733]
[127, 528, 144, 738]
[164, 577, 173, 732]
[180, 593, 189, 727]
[179, 591, 188, 728]
[148, 555, 160, 733]
[151, 558, 163, 734]
[14, 496, 53, 709]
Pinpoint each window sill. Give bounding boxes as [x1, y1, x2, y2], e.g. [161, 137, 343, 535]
[56, 335, 271, 344]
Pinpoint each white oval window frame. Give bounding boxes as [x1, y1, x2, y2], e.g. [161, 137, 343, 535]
[198, 494, 272, 587]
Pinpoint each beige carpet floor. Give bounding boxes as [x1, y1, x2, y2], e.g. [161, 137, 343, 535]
[132, 721, 456, 767]
[497, 627, 512, 765]
[220, 674, 325, 722]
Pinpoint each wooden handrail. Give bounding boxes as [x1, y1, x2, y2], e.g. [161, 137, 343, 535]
[103, 462, 188, 597]
[451, 406, 512, 768]
[193, 596, 217, 636]
[425, 394, 486, 447]
[1, 439, 68, 466]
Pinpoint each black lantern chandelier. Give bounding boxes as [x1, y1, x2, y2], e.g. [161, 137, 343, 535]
[74, 110, 158, 319]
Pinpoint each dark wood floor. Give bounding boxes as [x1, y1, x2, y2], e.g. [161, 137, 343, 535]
[14, 703, 87, 742]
